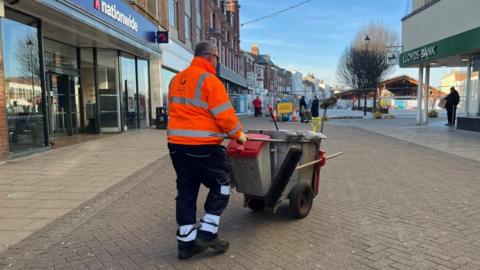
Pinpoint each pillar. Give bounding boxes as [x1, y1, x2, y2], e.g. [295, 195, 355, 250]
[417, 65, 424, 124]
[0, 0, 9, 161]
[465, 56, 472, 116]
[423, 64, 430, 123]
[149, 56, 162, 123]
[478, 69, 480, 116]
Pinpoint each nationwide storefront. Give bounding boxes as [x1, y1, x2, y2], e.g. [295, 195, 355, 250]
[0, 0, 162, 159]
[401, 0, 480, 131]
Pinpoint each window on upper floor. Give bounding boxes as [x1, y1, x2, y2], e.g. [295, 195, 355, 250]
[133, 0, 158, 19]
[169, 0, 178, 29]
[184, 13, 191, 41]
[147, 0, 158, 19]
[210, 12, 215, 31]
[195, 0, 202, 41]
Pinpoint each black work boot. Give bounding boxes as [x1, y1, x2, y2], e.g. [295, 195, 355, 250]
[195, 237, 229, 252]
[178, 244, 207, 260]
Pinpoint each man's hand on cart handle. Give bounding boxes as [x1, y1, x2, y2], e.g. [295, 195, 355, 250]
[236, 132, 248, 145]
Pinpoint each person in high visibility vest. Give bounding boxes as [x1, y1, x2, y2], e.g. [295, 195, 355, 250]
[167, 41, 247, 260]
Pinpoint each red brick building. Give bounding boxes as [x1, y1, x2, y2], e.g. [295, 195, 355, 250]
[203, 0, 247, 93]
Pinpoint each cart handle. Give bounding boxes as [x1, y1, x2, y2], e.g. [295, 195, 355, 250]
[295, 152, 344, 170]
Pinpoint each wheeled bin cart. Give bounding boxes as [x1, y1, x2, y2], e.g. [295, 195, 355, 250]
[227, 129, 329, 219]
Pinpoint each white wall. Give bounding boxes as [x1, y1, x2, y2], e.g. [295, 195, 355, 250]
[403, 0, 480, 51]
[291, 70, 304, 96]
[161, 40, 193, 72]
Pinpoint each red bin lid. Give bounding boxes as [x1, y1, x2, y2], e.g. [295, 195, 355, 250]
[227, 134, 270, 158]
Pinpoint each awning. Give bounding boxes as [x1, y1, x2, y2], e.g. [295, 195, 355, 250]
[217, 64, 248, 88]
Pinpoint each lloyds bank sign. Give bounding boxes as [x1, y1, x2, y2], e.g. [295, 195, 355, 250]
[401, 45, 438, 65]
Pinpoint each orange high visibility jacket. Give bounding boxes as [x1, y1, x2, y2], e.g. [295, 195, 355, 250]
[167, 57, 242, 145]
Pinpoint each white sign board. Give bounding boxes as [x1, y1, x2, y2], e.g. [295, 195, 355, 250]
[386, 51, 400, 65]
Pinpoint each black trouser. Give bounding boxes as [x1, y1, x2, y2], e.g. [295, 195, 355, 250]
[168, 143, 231, 249]
[254, 107, 261, 116]
[446, 105, 457, 125]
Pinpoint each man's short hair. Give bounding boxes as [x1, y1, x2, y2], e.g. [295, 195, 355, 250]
[194, 41, 217, 57]
[450, 87, 456, 91]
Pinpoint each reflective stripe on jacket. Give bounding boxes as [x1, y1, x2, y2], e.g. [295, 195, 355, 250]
[167, 57, 242, 145]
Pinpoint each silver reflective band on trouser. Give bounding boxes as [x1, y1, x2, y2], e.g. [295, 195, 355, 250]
[210, 102, 233, 117]
[227, 122, 241, 136]
[167, 129, 225, 138]
[220, 185, 230, 195]
[169, 96, 208, 109]
[200, 214, 220, 234]
[177, 224, 197, 242]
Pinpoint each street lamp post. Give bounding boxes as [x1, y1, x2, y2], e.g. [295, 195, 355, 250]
[363, 35, 370, 116]
[27, 39, 35, 113]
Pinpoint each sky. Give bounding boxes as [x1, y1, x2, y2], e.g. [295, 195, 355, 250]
[239, 0, 452, 88]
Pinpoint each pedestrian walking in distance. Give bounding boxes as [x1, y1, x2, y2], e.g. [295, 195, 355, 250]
[311, 96, 319, 118]
[445, 87, 460, 126]
[300, 96, 308, 123]
[167, 41, 247, 260]
[253, 96, 262, 116]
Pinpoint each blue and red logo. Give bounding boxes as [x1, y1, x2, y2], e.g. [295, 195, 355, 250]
[94, 0, 101, 10]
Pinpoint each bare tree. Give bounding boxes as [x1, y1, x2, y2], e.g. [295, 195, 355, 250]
[337, 22, 399, 112]
[15, 34, 40, 81]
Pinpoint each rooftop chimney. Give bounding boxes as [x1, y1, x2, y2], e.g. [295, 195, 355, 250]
[251, 44, 259, 55]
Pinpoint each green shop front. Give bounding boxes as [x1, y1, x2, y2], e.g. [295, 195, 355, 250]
[400, 27, 480, 132]
[0, 0, 161, 158]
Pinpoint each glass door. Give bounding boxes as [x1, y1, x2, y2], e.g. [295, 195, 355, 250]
[46, 73, 79, 138]
[137, 59, 150, 128]
[97, 49, 120, 132]
[120, 53, 138, 131]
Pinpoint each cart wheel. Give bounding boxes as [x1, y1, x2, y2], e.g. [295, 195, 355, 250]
[246, 197, 266, 212]
[289, 183, 314, 219]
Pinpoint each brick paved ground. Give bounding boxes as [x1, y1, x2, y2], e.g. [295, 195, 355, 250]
[1, 119, 479, 270]
[327, 115, 480, 162]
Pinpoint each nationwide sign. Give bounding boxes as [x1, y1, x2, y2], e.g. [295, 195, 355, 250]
[94, 0, 138, 32]
[69, 0, 159, 44]
[400, 45, 438, 65]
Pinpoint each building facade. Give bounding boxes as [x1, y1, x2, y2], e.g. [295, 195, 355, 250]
[401, 0, 480, 131]
[291, 70, 304, 97]
[0, 0, 163, 160]
[203, 0, 246, 94]
[160, 0, 205, 107]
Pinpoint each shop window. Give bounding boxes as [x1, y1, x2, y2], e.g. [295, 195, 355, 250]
[119, 52, 138, 131]
[2, 9, 46, 154]
[137, 59, 150, 128]
[44, 39, 77, 70]
[161, 67, 177, 107]
[80, 48, 97, 133]
[96, 49, 120, 132]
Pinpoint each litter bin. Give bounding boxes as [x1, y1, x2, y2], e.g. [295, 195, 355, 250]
[156, 107, 168, 129]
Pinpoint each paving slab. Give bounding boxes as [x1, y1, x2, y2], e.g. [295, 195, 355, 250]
[0, 129, 168, 253]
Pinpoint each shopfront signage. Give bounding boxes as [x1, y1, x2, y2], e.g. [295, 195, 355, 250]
[69, 0, 157, 43]
[401, 45, 438, 65]
[94, 0, 138, 32]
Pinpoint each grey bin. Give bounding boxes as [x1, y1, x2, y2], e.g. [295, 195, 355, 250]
[230, 129, 325, 204]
